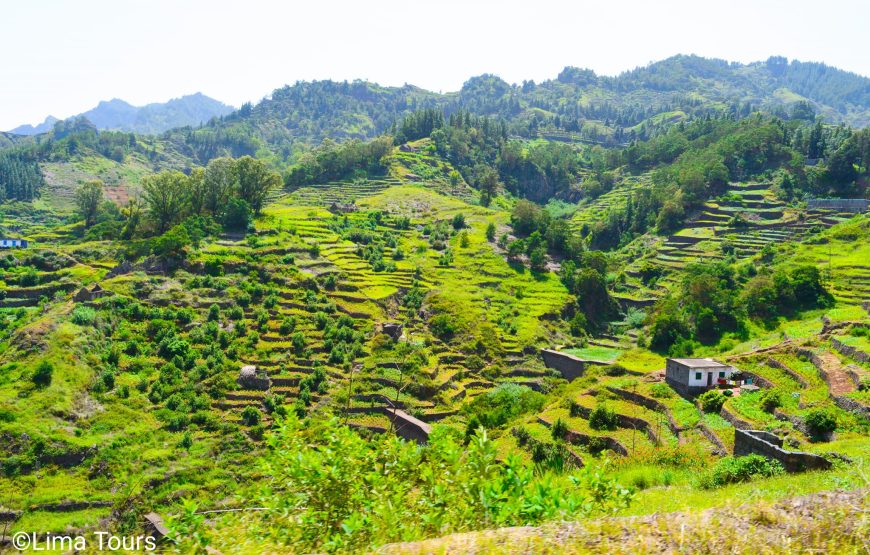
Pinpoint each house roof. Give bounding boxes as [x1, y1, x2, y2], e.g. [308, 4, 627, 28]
[668, 358, 730, 369]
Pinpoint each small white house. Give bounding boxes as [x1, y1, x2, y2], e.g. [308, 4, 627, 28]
[0, 238, 28, 249]
[665, 358, 736, 396]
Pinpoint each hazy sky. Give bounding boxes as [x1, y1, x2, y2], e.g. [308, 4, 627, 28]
[3, 0, 869, 130]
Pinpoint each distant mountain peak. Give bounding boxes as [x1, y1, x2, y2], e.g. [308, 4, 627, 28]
[8, 115, 60, 136]
[8, 93, 233, 136]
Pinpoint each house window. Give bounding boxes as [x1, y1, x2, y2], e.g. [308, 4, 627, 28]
[719, 371, 725, 378]
[695, 372, 702, 380]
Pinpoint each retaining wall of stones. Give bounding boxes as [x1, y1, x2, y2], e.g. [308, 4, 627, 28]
[540, 349, 608, 381]
[733, 429, 832, 472]
[831, 337, 870, 364]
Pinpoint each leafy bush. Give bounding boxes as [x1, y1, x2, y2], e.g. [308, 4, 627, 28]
[71, 306, 96, 325]
[152, 224, 191, 257]
[241, 406, 262, 426]
[650, 383, 673, 399]
[604, 364, 627, 376]
[568, 400, 583, 418]
[804, 409, 837, 440]
[429, 313, 458, 340]
[589, 405, 619, 431]
[32, 360, 54, 388]
[699, 454, 784, 488]
[464, 383, 545, 431]
[222, 197, 251, 231]
[259, 416, 632, 552]
[698, 390, 726, 413]
[759, 388, 783, 412]
[551, 418, 568, 440]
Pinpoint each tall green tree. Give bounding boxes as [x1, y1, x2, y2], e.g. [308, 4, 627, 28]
[75, 180, 104, 228]
[235, 156, 281, 214]
[143, 171, 190, 233]
[202, 157, 238, 215]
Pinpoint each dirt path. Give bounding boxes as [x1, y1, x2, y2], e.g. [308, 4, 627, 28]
[814, 350, 856, 396]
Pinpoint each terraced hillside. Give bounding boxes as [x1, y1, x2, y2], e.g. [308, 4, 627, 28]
[0, 167, 867, 551]
[613, 183, 864, 308]
[0, 178, 574, 536]
[569, 175, 650, 232]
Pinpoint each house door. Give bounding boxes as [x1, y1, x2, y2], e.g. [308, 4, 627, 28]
[707, 372, 713, 387]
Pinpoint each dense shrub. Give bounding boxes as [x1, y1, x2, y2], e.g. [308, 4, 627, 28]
[698, 390, 726, 413]
[804, 409, 837, 440]
[698, 454, 784, 488]
[464, 384, 545, 435]
[759, 388, 783, 412]
[589, 405, 619, 431]
[429, 313, 458, 340]
[241, 406, 262, 426]
[32, 360, 54, 388]
[254, 416, 633, 553]
[71, 306, 97, 325]
[551, 418, 568, 440]
[650, 383, 673, 398]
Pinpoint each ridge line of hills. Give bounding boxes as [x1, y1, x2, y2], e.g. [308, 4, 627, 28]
[8, 92, 235, 136]
[8, 54, 870, 148]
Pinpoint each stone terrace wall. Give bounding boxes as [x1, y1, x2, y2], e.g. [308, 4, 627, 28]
[831, 337, 870, 364]
[540, 349, 607, 381]
[605, 386, 682, 435]
[766, 357, 808, 388]
[733, 429, 831, 472]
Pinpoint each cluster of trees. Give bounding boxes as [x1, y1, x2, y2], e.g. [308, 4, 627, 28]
[585, 188, 670, 250]
[508, 200, 582, 263]
[284, 136, 392, 187]
[649, 261, 831, 354]
[143, 156, 280, 234]
[33, 117, 141, 163]
[587, 116, 851, 251]
[391, 108, 444, 144]
[497, 140, 583, 202]
[164, 80, 444, 164]
[559, 250, 617, 333]
[804, 126, 870, 197]
[395, 109, 588, 204]
[75, 156, 280, 241]
[0, 151, 44, 202]
[741, 265, 833, 321]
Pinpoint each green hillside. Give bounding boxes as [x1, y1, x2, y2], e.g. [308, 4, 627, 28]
[0, 58, 868, 553]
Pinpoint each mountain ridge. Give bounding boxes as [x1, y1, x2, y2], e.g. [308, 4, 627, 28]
[156, 54, 870, 165]
[8, 92, 234, 136]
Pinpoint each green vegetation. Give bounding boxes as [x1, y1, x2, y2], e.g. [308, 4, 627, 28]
[0, 55, 868, 553]
[699, 454, 785, 489]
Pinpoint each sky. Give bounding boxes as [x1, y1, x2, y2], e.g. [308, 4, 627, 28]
[2, 0, 869, 131]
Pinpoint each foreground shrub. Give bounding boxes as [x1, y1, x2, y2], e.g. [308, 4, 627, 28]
[255, 416, 633, 552]
[699, 454, 784, 488]
[551, 418, 568, 440]
[650, 383, 673, 398]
